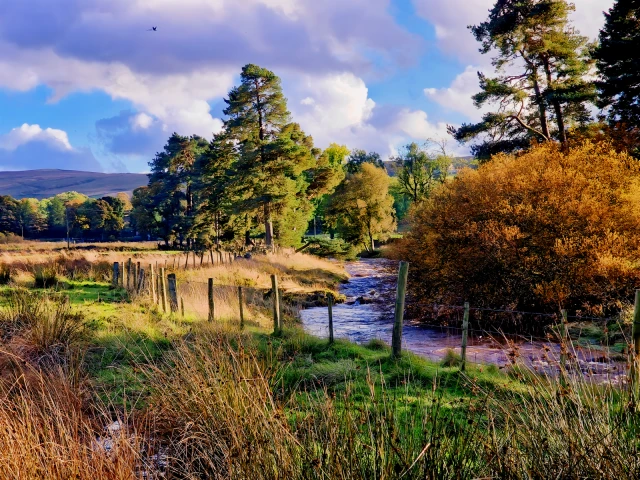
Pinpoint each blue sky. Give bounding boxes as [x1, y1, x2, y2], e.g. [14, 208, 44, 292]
[0, 0, 613, 173]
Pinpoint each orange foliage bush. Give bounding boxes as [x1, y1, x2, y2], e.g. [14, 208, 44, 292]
[401, 142, 640, 319]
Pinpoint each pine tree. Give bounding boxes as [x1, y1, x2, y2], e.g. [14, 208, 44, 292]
[223, 64, 318, 248]
[147, 133, 209, 246]
[594, 0, 640, 128]
[450, 0, 596, 158]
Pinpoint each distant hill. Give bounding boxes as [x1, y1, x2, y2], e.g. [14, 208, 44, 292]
[0, 169, 148, 199]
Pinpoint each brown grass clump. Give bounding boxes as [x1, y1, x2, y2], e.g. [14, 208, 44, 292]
[0, 367, 139, 479]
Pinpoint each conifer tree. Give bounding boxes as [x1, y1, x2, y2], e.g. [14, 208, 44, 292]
[594, 0, 640, 128]
[450, 0, 596, 158]
[223, 64, 319, 248]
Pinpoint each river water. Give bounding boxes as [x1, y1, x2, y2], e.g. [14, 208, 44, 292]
[299, 259, 625, 381]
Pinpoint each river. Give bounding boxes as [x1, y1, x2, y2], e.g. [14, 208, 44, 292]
[300, 259, 625, 382]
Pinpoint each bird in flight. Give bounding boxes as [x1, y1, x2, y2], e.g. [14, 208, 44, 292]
[147, 26, 157, 31]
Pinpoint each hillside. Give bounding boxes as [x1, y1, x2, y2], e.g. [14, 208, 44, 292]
[0, 169, 148, 199]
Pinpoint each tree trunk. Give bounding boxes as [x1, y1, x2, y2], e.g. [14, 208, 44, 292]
[531, 67, 550, 140]
[543, 58, 567, 145]
[264, 202, 274, 249]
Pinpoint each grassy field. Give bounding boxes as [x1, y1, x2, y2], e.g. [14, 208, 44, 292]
[0, 244, 637, 479]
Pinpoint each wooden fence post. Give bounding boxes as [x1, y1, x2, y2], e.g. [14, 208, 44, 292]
[461, 302, 470, 371]
[392, 261, 409, 358]
[112, 262, 119, 287]
[328, 293, 334, 344]
[631, 290, 640, 394]
[136, 268, 145, 294]
[271, 274, 281, 334]
[150, 263, 157, 303]
[119, 262, 124, 288]
[208, 278, 214, 322]
[167, 273, 178, 312]
[126, 258, 132, 290]
[180, 297, 185, 318]
[238, 286, 244, 330]
[560, 309, 569, 370]
[160, 268, 167, 313]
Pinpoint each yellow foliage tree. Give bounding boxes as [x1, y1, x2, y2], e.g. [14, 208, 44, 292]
[401, 142, 640, 318]
[327, 163, 396, 252]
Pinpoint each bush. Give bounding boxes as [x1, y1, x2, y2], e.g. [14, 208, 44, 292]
[0, 289, 85, 359]
[304, 238, 359, 261]
[0, 263, 12, 285]
[401, 142, 640, 322]
[32, 262, 61, 288]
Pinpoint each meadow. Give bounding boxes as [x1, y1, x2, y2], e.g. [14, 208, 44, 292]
[0, 243, 637, 479]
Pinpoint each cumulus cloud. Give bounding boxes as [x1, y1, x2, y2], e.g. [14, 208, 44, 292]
[0, 124, 102, 171]
[289, 72, 456, 158]
[0, 0, 424, 163]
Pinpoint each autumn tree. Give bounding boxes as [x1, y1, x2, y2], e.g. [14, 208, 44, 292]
[16, 198, 46, 238]
[326, 163, 396, 251]
[401, 142, 640, 320]
[450, 0, 596, 158]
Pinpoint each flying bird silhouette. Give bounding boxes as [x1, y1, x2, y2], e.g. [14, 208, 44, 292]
[147, 26, 157, 31]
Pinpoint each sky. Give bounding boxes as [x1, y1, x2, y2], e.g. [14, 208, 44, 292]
[0, 0, 615, 173]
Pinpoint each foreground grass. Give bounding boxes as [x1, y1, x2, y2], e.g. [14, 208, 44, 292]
[0, 250, 638, 478]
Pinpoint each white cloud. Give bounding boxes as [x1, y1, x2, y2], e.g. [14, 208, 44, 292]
[424, 65, 486, 121]
[0, 123, 73, 151]
[289, 72, 457, 158]
[130, 113, 154, 130]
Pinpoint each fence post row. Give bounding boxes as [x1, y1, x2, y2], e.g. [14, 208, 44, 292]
[392, 261, 409, 358]
[271, 274, 281, 334]
[167, 273, 178, 312]
[461, 302, 470, 371]
[631, 290, 640, 394]
[208, 278, 214, 322]
[328, 293, 334, 344]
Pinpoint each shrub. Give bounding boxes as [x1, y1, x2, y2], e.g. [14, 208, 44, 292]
[0, 289, 85, 359]
[440, 348, 461, 368]
[32, 262, 60, 288]
[401, 142, 640, 323]
[0, 263, 12, 285]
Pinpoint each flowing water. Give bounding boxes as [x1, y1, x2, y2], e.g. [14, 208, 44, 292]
[300, 259, 625, 382]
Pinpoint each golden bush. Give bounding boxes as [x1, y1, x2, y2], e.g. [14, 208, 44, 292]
[402, 142, 640, 318]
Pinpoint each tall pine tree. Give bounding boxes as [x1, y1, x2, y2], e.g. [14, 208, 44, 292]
[594, 0, 640, 128]
[450, 0, 596, 158]
[223, 64, 319, 248]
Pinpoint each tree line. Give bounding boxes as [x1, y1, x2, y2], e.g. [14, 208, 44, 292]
[131, 65, 450, 252]
[449, 0, 640, 159]
[0, 192, 131, 241]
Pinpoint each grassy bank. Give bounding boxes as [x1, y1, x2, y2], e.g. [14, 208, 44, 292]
[0, 248, 637, 478]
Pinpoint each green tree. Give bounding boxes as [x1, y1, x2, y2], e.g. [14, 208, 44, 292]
[0, 196, 18, 234]
[594, 0, 640, 129]
[16, 198, 46, 238]
[224, 64, 318, 248]
[326, 163, 396, 251]
[345, 149, 384, 174]
[450, 0, 596, 158]
[393, 142, 451, 203]
[193, 132, 240, 246]
[147, 133, 209, 246]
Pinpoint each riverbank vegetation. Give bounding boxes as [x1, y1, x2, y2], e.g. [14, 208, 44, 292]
[0, 249, 637, 479]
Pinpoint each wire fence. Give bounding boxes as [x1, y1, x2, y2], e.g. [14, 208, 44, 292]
[110, 258, 634, 385]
